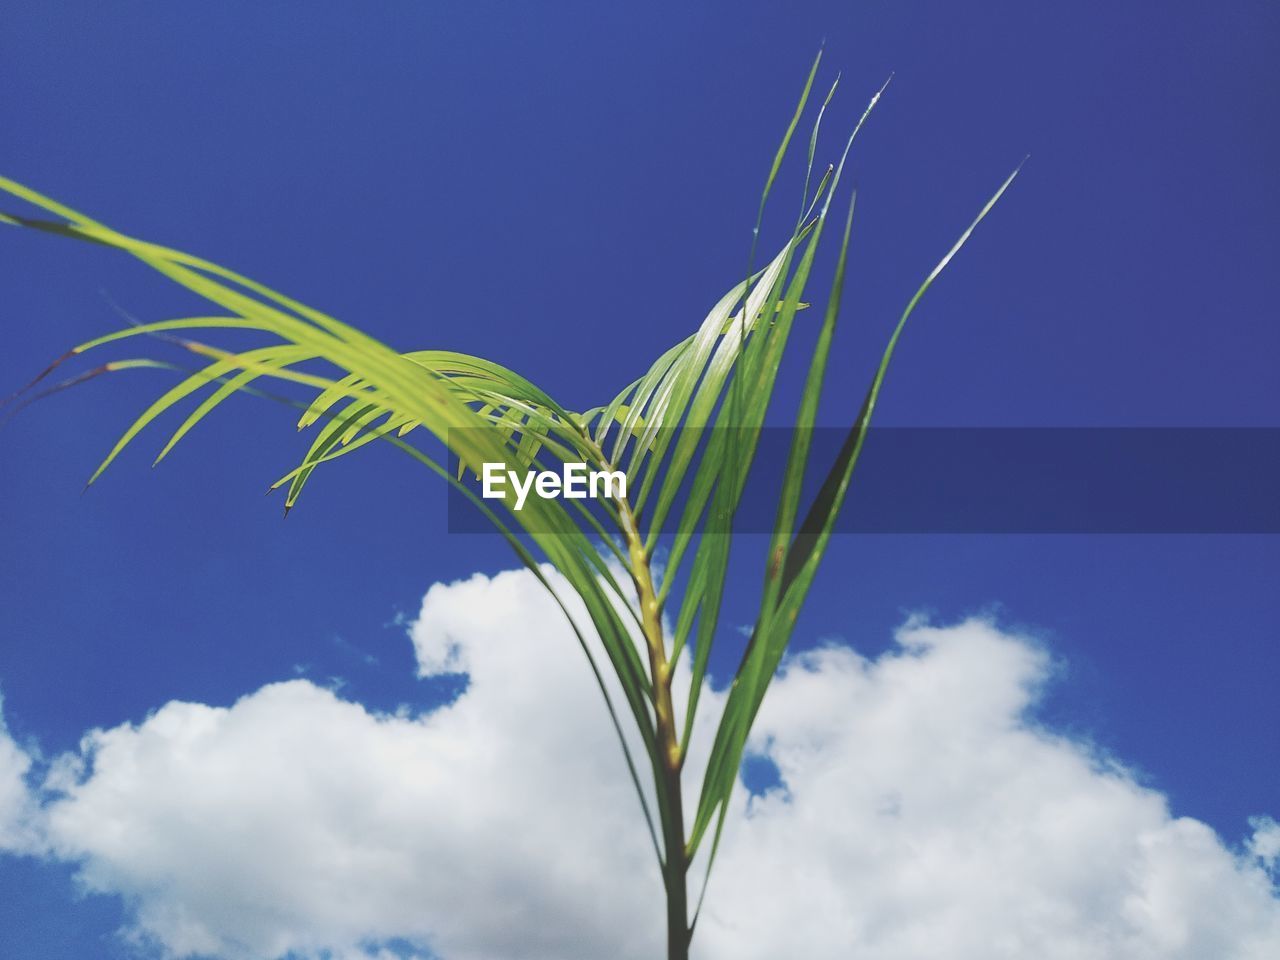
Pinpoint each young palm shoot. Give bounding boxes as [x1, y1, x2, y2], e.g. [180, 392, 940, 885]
[0, 57, 1019, 960]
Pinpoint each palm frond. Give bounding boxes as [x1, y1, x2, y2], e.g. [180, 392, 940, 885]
[1, 62, 1020, 960]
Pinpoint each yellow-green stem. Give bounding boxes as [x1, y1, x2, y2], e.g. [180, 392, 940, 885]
[618, 499, 689, 960]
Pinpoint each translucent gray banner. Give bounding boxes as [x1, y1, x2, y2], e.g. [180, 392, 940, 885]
[445, 428, 1280, 534]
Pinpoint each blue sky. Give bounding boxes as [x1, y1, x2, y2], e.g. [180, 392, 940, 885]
[0, 2, 1277, 958]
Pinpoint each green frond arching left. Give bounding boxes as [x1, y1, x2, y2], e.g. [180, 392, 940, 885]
[0, 171, 677, 870]
[1, 56, 1020, 960]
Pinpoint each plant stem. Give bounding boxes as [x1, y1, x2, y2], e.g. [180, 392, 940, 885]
[619, 499, 689, 960]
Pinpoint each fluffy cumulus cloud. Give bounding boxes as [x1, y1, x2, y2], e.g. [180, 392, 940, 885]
[40, 569, 662, 960]
[0, 696, 38, 853]
[701, 625, 1280, 960]
[4, 567, 1278, 959]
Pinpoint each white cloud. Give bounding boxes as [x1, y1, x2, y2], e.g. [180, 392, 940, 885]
[1252, 817, 1280, 872]
[699, 624, 1280, 960]
[0, 693, 39, 854]
[9, 566, 1279, 959]
[41, 568, 663, 960]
